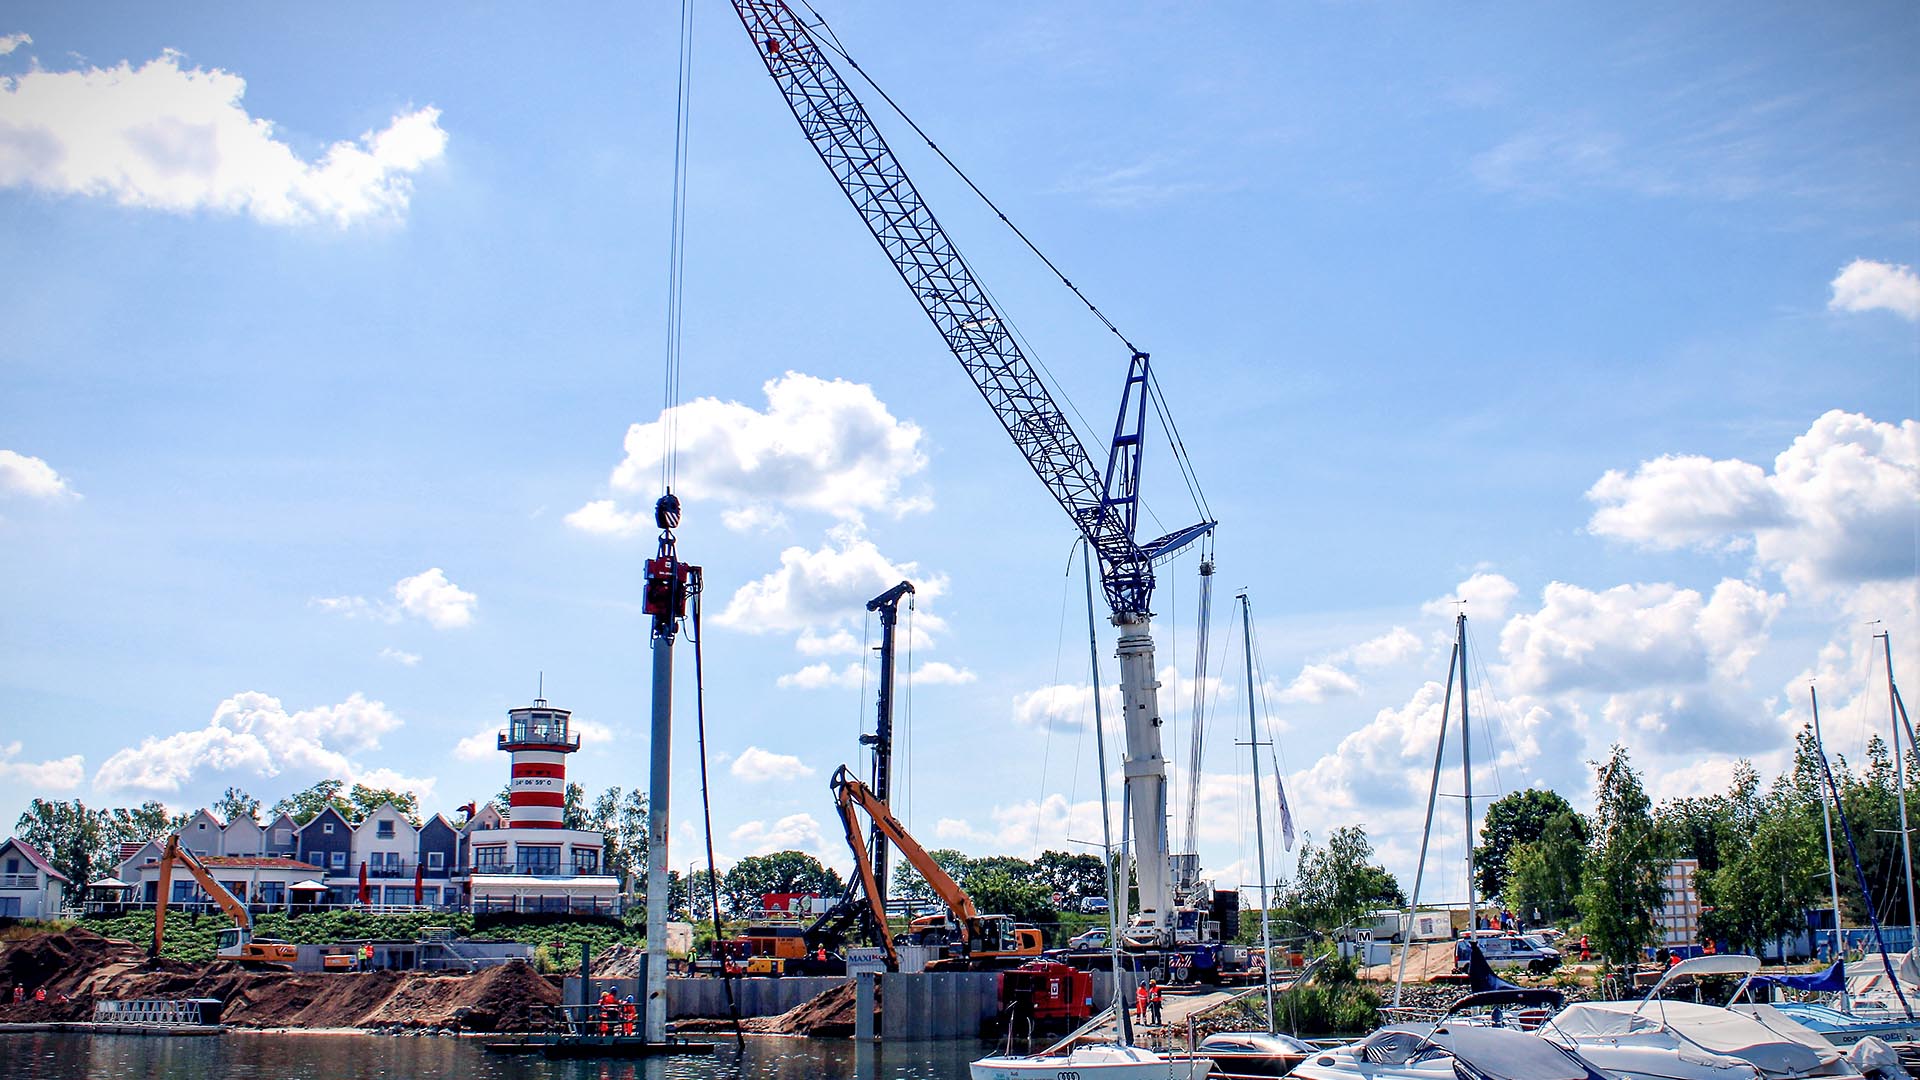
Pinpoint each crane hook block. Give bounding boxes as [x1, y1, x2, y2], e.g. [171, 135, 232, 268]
[654, 492, 682, 531]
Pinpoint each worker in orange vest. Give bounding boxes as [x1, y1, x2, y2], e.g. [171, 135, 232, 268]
[1135, 980, 1149, 1023]
[620, 995, 636, 1037]
[597, 988, 618, 1036]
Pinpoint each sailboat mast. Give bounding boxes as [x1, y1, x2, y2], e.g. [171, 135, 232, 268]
[1884, 631, 1918, 954]
[1812, 685, 1848, 1007]
[1393, 640, 1457, 1008]
[1459, 614, 1478, 932]
[1082, 544, 1132, 1045]
[1238, 593, 1276, 1030]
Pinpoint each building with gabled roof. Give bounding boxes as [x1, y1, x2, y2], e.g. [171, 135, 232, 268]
[0, 837, 70, 918]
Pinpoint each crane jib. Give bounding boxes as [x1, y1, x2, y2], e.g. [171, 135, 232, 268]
[731, 0, 1210, 615]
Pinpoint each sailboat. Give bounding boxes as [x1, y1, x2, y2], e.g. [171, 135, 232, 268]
[970, 547, 1214, 1080]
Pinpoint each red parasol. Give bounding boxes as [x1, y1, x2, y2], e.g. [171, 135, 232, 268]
[413, 861, 424, 906]
[358, 861, 370, 907]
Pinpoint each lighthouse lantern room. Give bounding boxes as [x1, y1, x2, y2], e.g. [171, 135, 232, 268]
[498, 697, 580, 830]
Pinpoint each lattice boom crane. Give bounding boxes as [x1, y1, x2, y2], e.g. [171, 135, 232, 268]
[730, 0, 1213, 941]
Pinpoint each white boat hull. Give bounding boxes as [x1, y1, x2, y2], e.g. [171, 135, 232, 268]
[970, 1044, 1215, 1080]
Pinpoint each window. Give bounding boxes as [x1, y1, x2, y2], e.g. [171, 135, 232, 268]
[428, 851, 444, 871]
[571, 848, 600, 875]
[3, 858, 18, 875]
[275, 828, 292, 845]
[323, 822, 334, 835]
[257, 882, 285, 905]
[197, 822, 206, 831]
[331, 851, 346, 870]
[376, 820, 395, 840]
[516, 845, 561, 876]
[473, 846, 506, 872]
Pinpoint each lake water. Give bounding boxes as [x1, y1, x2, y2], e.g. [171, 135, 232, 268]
[0, 1031, 1002, 1079]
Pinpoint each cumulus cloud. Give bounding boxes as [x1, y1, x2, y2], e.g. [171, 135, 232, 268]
[0, 48, 445, 226]
[317, 567, 477, 629]
[729, 812, 826, 857]
[393, 568, 476, 628]
[718, 527, 946, 635]
[1274, 662, 1361, 704]
[1012, 682, 1120, 734]
[730, 746, 814, 783]
[1502, 579, 1781, 694]
[914, 661, 977, 685]
[795, 628, 862, 656]
[1345, 627, 1422, 669]
[1588, 410, 1919, 598]
[0, 741, 85, 790]
[0, 33, 30, 56]
[1829, 259, 1920, 320]
[776, 662, 864, 690]
[1423, 572, 1520, 624]
[378, 647, 421, 667]
[94, 691, 405, 793]
[562, 500, 650, 537]
[570, 372, 929, 535]
[0, 449, 75, 499]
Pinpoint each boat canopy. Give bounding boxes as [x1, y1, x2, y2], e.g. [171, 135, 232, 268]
[1546, 1001, 1833, 1075]
[1426, 1024, 1606, 1080]
[1751, 959, 1845, 994]
[1447, 988, 1566, 1016]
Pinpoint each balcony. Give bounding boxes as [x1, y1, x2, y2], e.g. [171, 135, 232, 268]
[0, 874, 39, 889]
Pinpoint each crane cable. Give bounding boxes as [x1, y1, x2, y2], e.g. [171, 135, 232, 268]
[788, 0, 1213, 525]
[659, 0, 696, 490]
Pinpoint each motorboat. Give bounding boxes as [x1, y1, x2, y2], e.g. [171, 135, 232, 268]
[1167, 1030, 1314, 1078]
[1539, 955, 1861, 1079]
[969, 1042, 1214, 1080]
[1741, 954, 1920, 1050]
[1289, 1019, 1612, 1080]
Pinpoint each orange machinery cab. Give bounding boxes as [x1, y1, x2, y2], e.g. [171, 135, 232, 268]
[321, 953, 356, 971]
[215, 928, 298, 968]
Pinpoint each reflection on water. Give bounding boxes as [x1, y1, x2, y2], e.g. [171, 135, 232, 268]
[0, 1031, 997, 1080]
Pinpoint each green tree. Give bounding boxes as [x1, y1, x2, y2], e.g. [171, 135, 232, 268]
[561, 783, 588, 830]
[1474, 788, 1578, 900]
[1700, 802, 1823, 953]
[966, 867, 1055, 923]
[345, 783, 422, 824]
[721, 852, 844, 918]
[1577, 745, 1665, 968]
[271, 779, 349, 824]
[211, 786, 261, 823]
[15, 798, 107, 889]
[1033, 850, 1107, 905]
[1282, 826, 1405, 933]
[587, 787, 648, 887]
[1505, 810, 1587, 925]
[102, 801, 184, 850]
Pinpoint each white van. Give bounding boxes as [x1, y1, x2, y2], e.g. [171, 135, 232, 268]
[1455, 931, 1561, 974]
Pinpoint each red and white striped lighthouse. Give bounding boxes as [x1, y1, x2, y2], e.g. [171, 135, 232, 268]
[498, 697, 580, 829]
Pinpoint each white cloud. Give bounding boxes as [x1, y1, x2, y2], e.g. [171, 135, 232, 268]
[1502, 579, 1781, 695]
[0, 49, 445, 226]
[795, 628, 863, 656]
[393, 568, 476, 629]
[1588, 410, 1919, 598]
[378, 647, 421, 667]
[1346, 627, 1421, 669]
[572, 372, 930, 535]
[718, 527, 946, 635]
[563, 499, 651, 537]
[1274, 662, 1361, 704]
[1829, 259, 1920, 321]
[913, 661, 977, 685]
[1012, 681, 1119, 733]
[776, 662, 863, 690]
[319, 568, 477, 629]
[0, 33, 30, 56]
[1423, 572, 1520, 624]
[353, 767, 437, 803]
[729, 812, 826, 857]
[0, 449, 75, 499]
[0, 741, 84, 790]
[453, 726, 497, 762]
[94, 690, 404, 793]
[730, 746, 814, 783]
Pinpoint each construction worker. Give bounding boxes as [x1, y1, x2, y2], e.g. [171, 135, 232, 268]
[1147, 979, 1163, 1026]
[33, 988, 45, 1003]
[598, 987, 618, 1036]
[1578, 934, 1590, 962]
[1135, 980, 1149, 1023]
[620, 995, 636, 1037]
[361, 942, 375, 970]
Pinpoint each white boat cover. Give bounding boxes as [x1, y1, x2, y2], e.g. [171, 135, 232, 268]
[1545, 1001, 1838, 1077]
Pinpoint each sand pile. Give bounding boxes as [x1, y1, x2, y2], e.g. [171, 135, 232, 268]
[0, 928, 561, 1031]
[588, 944, 646, 977]
[676, 979, 865, 1037]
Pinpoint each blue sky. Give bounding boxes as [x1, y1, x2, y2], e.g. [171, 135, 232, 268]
[1, 2, 1915, 902]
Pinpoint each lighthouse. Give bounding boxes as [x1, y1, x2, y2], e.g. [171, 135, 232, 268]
[498, 696, 580, 829]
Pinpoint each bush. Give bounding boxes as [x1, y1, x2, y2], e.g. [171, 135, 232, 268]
[78, 910, 649, 966]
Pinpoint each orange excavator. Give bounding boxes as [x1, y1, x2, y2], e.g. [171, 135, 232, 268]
[150, 834, 299, 968]
[830, 766, 1043, 972]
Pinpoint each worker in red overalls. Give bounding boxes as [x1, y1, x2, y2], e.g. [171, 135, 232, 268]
[597, 988, 618, 1036]
[1135, 980, 1149, 1023]
[621, 995, 636, 1037]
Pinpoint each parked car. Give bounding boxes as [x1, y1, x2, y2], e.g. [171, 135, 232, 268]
[1079, 896, 1110, 914]
[1455, 931, 1562, 974]
[1068, 927, 1108, 950]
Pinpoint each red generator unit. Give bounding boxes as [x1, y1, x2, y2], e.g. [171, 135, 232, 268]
[994, 961, 1093, 1035]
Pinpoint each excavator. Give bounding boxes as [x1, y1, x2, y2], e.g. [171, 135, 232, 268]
[829, 766, 1043, 972]
[150, 834, 299, 968]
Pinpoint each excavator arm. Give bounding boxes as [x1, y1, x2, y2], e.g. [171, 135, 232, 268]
[831, 766, 978, 952]
[151, 834, 251, 957]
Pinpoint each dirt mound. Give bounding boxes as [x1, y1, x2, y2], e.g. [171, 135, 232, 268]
[588, 944, 646, 978]
[0, 928, 560, 1031]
